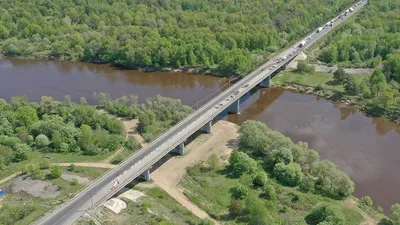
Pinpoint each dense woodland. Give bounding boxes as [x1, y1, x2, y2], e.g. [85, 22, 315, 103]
[0, 0, 355, 74]
[93, 93, 192, 141]
[313, 0, 400, 122]
[0, 96, 125, 170]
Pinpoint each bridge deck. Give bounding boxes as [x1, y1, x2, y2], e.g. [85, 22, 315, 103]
[37, 1, 368, 224]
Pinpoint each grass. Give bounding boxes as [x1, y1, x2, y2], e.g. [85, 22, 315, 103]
[0, 175, 85, 225]
[94, 186, 202, 225]
[181, 162, 366, 225]
[273, 70, 371, 92]
[0, 149, 117, 181]
[62, 166, 110, 179]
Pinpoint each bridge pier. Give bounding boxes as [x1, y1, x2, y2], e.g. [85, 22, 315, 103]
[172, 142, 185, 155]
[200, 120, 212, 133]
[260, 76, 270, 88]
[142, 168, 150, 181]
[227, 99, 240, 114]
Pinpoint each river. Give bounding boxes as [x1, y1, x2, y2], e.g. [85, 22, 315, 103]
[1, 57, 399, 213]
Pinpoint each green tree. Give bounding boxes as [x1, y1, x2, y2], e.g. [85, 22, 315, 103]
[232, 152, 258, 177]
[344, 76, 359, 95]
[361, 196, 373, 207]
[16, 106, 38, 127]
[253, 172, 268, 188]
[124, 136, 141, 151]
[333, 67, 348, 84]
[306, 203, 345, 225]
[230, 185, 249, 200]
[273, 162, 302, 186]
[47, 166, 62, 180]
[36, 134, 50, 147]
[299, 175, 315, 193]
[263, 185, 276, 202]
[390, 204, 400, 221]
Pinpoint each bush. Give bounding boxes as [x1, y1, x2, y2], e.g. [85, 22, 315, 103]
[296, 60, 315, 73]
[306, 203, 345, 225]
[390, 203, 400, 221]
[110, 154, 125, 165]
[361, 196, 373, 207]
[229, 199, 244, 216]
[263, 185, 276, 202]
[230, 185, 249, 200]
[231, 152, 258, 177]
[70, 178, 78, 186]
[299, 175, 315, 193]
[273, 162, 302, 186]
[125, 136, 141, 151]
[35, 134, 50, 147]
[39, 159, 51, 169]
[67, 163, 77, 172]
[252, 172, 268, 188]
[47, 166, 62, 180]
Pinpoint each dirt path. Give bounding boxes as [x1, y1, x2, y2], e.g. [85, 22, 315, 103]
[345, 198, 378, 225]
[151, 121, 240, 224]
[54, 163, 116, 168]
[0, 172, 21, 186]
[103, 119, 147, 163]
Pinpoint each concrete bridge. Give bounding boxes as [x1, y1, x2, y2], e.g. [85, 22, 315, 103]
[36, 1, 367, 224]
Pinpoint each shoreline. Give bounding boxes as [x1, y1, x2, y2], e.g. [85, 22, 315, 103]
[272, 82, 399, 124]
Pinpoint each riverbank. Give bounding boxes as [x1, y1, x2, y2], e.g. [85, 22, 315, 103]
[272, 70, 399, 124]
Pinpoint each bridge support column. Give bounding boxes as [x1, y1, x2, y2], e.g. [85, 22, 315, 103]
[142, 169, 150, 181]
[172, 142, 185, 155]
[200, 120, 212, 133]
[260, 76, 270, 88]
[227, 99, 240, 114]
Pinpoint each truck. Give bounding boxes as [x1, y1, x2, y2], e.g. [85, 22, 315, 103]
[317, 27, 323, 33]
[349, 7, 354, 12]
[298, 40, 306, 48]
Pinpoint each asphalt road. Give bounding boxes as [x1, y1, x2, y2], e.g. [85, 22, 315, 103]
[36, 1, 367, 224]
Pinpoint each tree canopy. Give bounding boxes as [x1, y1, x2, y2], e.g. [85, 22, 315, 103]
[0, 0, 356, 75]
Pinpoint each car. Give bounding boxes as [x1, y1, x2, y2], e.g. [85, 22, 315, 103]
[272, 65, 277, 68]
[45, 155, 53, 159]
[244, 84, 249, 88]
[234, 90, 240, 95]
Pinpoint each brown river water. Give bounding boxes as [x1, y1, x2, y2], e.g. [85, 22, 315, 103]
[1, 57, 399, 213]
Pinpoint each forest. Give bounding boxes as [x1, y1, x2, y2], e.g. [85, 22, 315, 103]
[311, 0, 400, 122]
[183, 120, 400, 224]
[0, 96, 125, 170]
[0, 0, 356, 75]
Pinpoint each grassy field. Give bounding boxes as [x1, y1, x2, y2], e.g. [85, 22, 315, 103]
[272, 70, 370, 92]
[181, 161, 366, 225]
[0, 165, 108, 225]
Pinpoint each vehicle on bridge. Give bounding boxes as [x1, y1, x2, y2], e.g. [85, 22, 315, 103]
[298, 40, 306, 48]
[317, 27, 323, 33]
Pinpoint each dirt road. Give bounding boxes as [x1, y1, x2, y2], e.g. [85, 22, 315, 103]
[151, 120, 240, 224]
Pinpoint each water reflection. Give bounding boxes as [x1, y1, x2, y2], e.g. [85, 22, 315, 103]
[224, 88, 400, 213]
[0, 57, 227, 105]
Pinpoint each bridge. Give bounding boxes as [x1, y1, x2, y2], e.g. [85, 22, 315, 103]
[36, 1, 367, 224]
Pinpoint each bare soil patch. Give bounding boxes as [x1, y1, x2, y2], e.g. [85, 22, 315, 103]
[9, 175, 61, 199]
[345, 198, 378, 225]
[62, 172, 91, 185]
[151, 120, 240, 223]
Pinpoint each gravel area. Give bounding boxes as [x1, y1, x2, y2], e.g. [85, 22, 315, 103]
[103, 198, 127, 214]
[62, 172, 91, 185]
[10, 175, 61, 199]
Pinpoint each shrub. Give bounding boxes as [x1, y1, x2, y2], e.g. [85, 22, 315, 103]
[299, 175, 315, 192]
[39, 159, 51, 169]
[67, 163, 77, 172]
[47, 166, 62, 180]
[263, 185, 276, 202]
[361, 196, 373, 207]
[110, 154, 125, 164]
[124, 136, 141, 151]
[252, 172, 268, 188]
[273, 162, 302, 186]
[306, 203, 345, 225]
[230, 185, 249, 200]
[70, 178, 78, 186]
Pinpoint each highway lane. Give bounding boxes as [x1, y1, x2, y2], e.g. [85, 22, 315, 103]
[36, 1, 367, 224]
